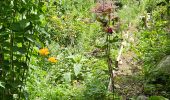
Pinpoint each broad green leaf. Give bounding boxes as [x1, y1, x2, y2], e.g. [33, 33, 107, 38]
[95, 44, 107, 50]
[149, 96, 169, 100]
[63, 72, 71, 82]
[11, 23, 21, 32]
[0, 81, 5, 88]
[18, 47, 27, 54]
[11, 19, 31, 32]
[66, 55, 75, 59]
[19, 19, 30, 30]
[27, 14, 40, 21]
[73, 55, 82, 63]
[108, 36, 121, 43]
[13, 46, 27, 54]
[2, 42, 10, 47]
[0, 25, 5, 33]
[19, 7, 26, 13]
[26, 35, 43, 47]
[14, 37, 24, 42]
[74, 64, 82, 76]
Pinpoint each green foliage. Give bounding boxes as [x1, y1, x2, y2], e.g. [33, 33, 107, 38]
[133, 0, 170, 98]
[83, 78, 108, 100]
[0, 0, 49, 99]
[47, 0, 97, 48]
[1, 0, 170, 99]
[149, 96, 169, 100]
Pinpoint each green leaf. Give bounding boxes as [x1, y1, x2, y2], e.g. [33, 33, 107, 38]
[27, 14, 40, 21]
[74, 64, 82, 76]
[11, 23, 21, 32]
[26, 35, 43, 47]
[109, 36, 121, 43]
[19, 7, 26, 13]
[13, 46, 27, 54]
[149, 96, 169, 100]
[66, 55, 75, 59]
[95, 45, 107, 50]
[19, 19, 30, 30]
[14, 37, 24, 42]
[11, 19, 31, 32]
[63, 72, 71, 82]
[2, 42, 10, 47]
[0, 81, 5, 88]
[0, 25, 5, 33]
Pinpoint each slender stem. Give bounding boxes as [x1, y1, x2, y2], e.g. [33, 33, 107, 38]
[0, 46, 5, 99]
[10, 31, 14, 82]
[106, 33, 114, 93]
[106, 1, 115, 97]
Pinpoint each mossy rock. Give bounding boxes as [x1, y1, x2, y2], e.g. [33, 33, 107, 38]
[156, 55, 170, 74]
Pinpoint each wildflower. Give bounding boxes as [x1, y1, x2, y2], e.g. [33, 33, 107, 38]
[39, 48, 49, 56]
[48, 57, 57, 63]
[91, 2, 114, 14]
[107, 27, 113, 34]
[73, 80, 78, 84]
[129, 37, 134, 43]
[52, 16, 57, 20]
[122, 32, 129, 39]
[122, 41, 127, 46]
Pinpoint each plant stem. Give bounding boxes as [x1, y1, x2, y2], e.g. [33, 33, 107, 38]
[106, 33, 114, 94]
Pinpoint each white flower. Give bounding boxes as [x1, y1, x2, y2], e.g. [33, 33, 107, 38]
[129, 37, 134, 43]
[122, 41, 127, 46]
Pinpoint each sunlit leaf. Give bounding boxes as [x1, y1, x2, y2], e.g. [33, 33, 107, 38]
[149, 96, 168, 100]
[74, 64, 82, 76]
[63, 72, 71, 82]
[0, 81, 5, 88]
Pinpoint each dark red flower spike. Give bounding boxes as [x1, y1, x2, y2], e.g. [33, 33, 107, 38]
[107, 27, 113, 34]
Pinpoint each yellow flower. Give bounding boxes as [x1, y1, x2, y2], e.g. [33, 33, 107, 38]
[39, 48, 49, 56]
[48, 57, 57, 63]
[52, 16, 57, 20]
[73, 80, 78, 84]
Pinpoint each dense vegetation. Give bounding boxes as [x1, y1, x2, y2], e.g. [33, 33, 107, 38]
[0, 0, 170, 100]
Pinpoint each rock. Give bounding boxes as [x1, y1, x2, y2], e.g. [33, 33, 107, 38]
[156, 55, 170, 74]
[149, 55, 170, 84]
[137, 95, 148, 100]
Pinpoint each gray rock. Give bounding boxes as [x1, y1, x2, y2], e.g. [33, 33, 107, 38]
[137, 95, 148, 100]
[156, 55, 170, 74]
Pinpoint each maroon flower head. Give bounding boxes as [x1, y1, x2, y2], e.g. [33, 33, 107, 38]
[107, 27, 113, 34]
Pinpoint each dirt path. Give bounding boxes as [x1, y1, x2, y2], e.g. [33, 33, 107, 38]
[114, 25, 144, 99]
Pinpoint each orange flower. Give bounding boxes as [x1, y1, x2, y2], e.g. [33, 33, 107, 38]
[48, 57, 57, 63]
[39, 48, 49, 56]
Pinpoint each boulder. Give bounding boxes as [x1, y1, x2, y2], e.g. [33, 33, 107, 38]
[156, 55, 170, 74]
[137, 95, 148, 100]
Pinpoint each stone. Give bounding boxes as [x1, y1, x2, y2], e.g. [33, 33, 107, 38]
[137, 95, 148, 100]
[156, 55, 170, 74]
